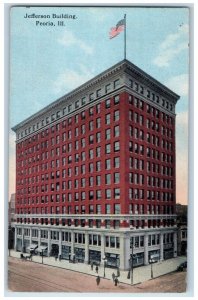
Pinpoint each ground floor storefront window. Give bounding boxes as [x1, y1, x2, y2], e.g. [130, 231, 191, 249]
[89, 250, 101, 265]
[62, 245, 71, 260]
[105, 253, 120, 268]
[74, 247, 85, 262]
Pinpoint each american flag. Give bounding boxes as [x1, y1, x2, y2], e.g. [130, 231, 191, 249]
[109, 18, 125, 39]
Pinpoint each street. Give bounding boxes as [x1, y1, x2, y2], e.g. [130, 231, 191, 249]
[7, 257, 187, 293]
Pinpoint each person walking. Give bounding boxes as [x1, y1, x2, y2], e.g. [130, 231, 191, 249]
[91, 262, 94, 270]
[96, 275, 100, 286]
[114, 277, 119, 286]
[112, 272, 116, 282]
[95, 265, 99, 274]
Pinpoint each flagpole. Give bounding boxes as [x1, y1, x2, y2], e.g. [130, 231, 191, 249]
[124, 14, 126, 60]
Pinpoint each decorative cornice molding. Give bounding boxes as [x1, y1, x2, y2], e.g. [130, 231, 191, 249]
[12, 59, 179, 133]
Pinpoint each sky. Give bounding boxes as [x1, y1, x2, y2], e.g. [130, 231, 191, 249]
[9, 5, 189, 205]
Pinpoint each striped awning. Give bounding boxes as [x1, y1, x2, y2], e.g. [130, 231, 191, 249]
[27, 244, 38, 251]
[36, 246, 48, 252]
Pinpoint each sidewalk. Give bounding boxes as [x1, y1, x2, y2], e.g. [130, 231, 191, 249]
[9, 250, 186, 285]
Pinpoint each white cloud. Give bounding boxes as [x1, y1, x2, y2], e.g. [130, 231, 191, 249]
[58, 30, 93, 55]
[153, 24, 189, 67]
[165, 74, 189, 96]
[53, 65, 94, 94]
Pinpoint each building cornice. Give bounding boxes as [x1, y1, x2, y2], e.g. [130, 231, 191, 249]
[12, 59, 179, 132]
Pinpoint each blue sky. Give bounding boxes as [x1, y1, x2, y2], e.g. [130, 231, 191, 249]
[9, 6, 189, 204]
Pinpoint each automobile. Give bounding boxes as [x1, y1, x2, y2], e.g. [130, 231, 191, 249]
[177, 261, 187, 271]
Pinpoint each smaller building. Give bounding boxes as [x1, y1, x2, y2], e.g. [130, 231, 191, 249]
[8, 193, 16, 226]
[176, 204, 187, 256]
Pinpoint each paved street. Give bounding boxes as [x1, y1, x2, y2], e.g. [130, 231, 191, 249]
[7, 255, 187, 293]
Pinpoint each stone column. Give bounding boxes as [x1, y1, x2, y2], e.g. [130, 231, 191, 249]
[22, 227, 24, 252]
[119, 234, 130, 270]
[38, 228, 41, 247]
[59, 230, 62, 256]
[14, 226, 17, 250]
[160, 232, 164, 261]
[29, 227, 32, 245]
[84, 232, 89, 264]
[144, 234, 149, 265]
[47, 229, 51, 256]
[173, 231, 177, 257]
[71, 230, 74, 258]
[100, 233, 105, 264]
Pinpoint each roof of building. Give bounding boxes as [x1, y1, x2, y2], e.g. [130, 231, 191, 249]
[12, 59, 180, 132]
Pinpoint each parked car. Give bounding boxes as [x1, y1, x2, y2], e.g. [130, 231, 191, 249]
[177, 261, 187, 271]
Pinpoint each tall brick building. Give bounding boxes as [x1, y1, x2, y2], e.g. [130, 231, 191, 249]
[12, 59, 179, 270]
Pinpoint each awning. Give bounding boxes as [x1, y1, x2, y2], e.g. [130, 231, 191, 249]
[36, 246, 48, 252]
[26, 244, 38, 251]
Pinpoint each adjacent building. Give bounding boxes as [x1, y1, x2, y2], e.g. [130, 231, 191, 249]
[8, 193, 16, 226]
[12, 59, 180, 270]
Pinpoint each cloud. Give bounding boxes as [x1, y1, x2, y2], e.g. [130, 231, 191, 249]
[58, 30, 93, 55]
[165, 74, 189, 96]
[53, 64, 94, 94]
[153, 24, 189, 67]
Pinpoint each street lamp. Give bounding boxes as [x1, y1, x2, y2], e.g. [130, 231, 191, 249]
[103, 256, 107, 278]
[149, 259, 154, 279]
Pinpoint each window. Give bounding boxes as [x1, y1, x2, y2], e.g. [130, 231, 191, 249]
[106, 189, 111, 199]
[114, 204, 120, 214]
[114, 173, 120, 183]
[114, 157, 120, 168]
[105, 128, 111, 140]
[89, 191, 94, 200]
[105, 174, 111, 185]
[105, 204, 111, 214]
[114, 125, 119, 137]
[114, 95, 119, 105]
[105, 84, 111, 93]
[75, 100, 79, 109]
[105, 159, 111, 170]
[114, 188, 120, 199]
[105, 99, 111, 109]
[97, 89, 102, 97]
[114, 79, 120, 89]
[114, 110, 119, 121]
[81, 97, 86, 105]
[96, 132, 101, 143]
[106, 113, 111, 124]
[96, 176, 101, 186]
[114, 141, 120, 152]
[96, 118, 101, 128]
[89, 93, 94, 101]
[105, 144, 111, 154]
[96, 161, 101, 171]
[96, 147, 101, 157]
[96, 190, 101, 200]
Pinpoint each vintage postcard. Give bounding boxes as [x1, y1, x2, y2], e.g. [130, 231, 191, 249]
[8, 5, 189, 295]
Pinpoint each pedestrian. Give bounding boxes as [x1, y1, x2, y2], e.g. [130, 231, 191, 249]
[96, 275, 100, 286]
[112, 272, 116, 282]
[95, 265, 98, 273]
[114, 277, 119, 286]
[91, 262, 94, 270]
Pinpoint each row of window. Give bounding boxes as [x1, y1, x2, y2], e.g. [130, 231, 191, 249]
[128, 79, 174, 112]
[17, 89, 121, 140]
[129, 189, 174, 201]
